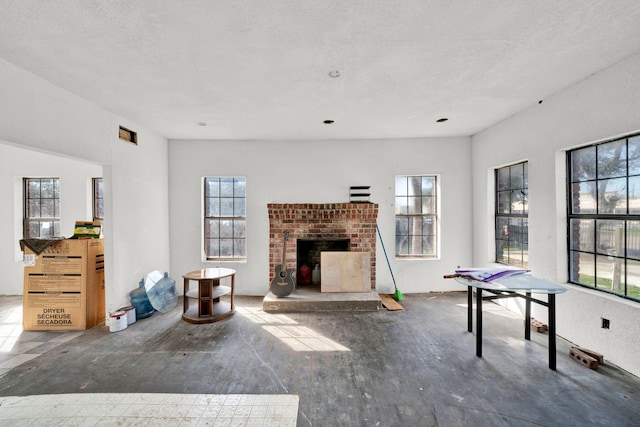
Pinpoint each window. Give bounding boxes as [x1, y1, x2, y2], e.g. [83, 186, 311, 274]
[395, 175, 438, 257]
[93, 178, 104, 221]
[568, 133, 640, 301]
[24, 178, 60, 239]
[495, 162, 529, 268]
[204, 177, 246, 260]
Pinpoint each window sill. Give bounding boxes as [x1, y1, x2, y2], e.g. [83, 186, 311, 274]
[564, 282, 640, 306]
[203, 258, 247, 264]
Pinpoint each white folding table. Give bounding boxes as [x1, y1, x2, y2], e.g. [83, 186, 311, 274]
[447, 270, 567, 370]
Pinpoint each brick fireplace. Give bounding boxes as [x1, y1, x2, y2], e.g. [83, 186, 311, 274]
[268, 203, 379, 290]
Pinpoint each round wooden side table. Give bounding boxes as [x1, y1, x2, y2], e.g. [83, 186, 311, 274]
[182, 268, 235, 324]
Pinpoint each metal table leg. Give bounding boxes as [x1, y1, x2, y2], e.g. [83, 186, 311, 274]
[467, 285, 473, 332]
[476, 288, 482, 357]
[525, 291, 531, 340]
[549, 294, 557, 370]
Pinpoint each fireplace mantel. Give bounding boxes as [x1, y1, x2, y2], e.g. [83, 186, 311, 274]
[268, 203, 379, 290]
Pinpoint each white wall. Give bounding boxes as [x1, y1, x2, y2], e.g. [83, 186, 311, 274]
[0, 58, 171, 313]
[0, 141, 102, 295]
[471, 52, 640, 377]
[168, 138, 473, 296]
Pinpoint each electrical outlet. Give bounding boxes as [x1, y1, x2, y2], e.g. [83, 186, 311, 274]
[601, 318, 610, 329]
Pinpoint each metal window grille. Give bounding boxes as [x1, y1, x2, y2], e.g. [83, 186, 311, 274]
[203, 177, 246, 260]
[93, 177, 104, 221]
[495, 162, 529, 268]
[394, 175, 438, 257]
[567, 133, 640, 302]
[24, 178, 61, 239]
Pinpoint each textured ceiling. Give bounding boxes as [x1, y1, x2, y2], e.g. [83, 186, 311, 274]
[1, 0, 640, 140]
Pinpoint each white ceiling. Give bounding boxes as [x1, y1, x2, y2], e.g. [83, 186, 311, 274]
[1, 0, 640, 140]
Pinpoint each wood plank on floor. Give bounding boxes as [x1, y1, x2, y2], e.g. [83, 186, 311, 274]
[380, 294, 404, 311]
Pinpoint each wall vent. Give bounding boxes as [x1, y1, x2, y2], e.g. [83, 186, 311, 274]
[349, 186, 371, 203]
[119, 126, 138, 145]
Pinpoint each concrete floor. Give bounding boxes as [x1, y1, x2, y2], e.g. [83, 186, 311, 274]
[1, 293, 640, 426]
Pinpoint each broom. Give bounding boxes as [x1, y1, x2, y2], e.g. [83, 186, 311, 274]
[376, 224, 403, 301]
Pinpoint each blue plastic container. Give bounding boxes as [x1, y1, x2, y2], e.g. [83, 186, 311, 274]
[146, 272, 177, 313]
[130, 279, 155, 320]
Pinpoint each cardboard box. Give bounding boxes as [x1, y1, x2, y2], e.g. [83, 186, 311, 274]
[25, 274, 84, 293]
[23, 239, 105, 330]
[72, 221, 102, 239]
[22, 292, 85, 330]
[24, 254, 84, 275]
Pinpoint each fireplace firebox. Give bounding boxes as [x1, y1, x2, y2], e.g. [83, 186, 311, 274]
[296, 239, 349, 285]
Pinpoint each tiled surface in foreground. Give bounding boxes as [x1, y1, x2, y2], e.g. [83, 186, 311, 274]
[0, 393, 299, 426]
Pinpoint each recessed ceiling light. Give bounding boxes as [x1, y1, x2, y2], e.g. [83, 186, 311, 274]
[436, 118, 448, 123]
[323, 120, 335, 124]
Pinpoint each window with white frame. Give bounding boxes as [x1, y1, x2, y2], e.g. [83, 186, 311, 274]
[568, 133, 640, 301]
[24, 178, 60, 239]
[93, 177, 104, 221]
[495, 162, 529, 268]
[203, 177, 246, 260]
[395, 175, 438, 257]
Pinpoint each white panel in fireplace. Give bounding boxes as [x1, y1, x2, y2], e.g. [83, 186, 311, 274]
[320, 252, 371, 293]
